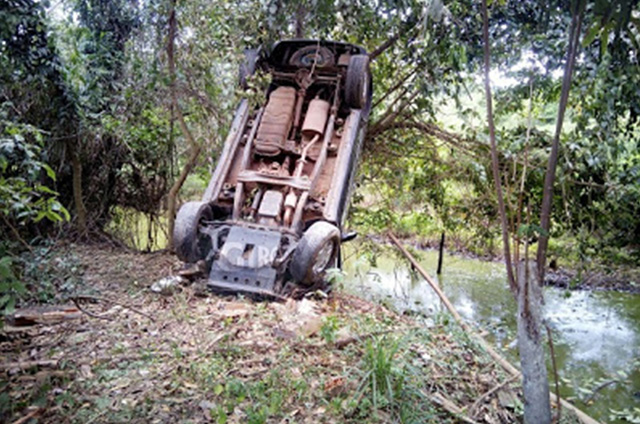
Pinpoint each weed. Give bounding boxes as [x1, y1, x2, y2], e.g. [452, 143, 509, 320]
[349, 335, 407, 420]
[326, 267, 346, 290]
[366, 337, 404, 408]
[320, 315, 340, 343]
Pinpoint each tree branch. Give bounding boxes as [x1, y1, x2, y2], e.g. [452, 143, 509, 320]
[371, 64, 421, 111]
[481, 0, 516, 293]
[369, 32, 402, 61]
[536, 0, 585, 283]
[166, 0, 202, 248]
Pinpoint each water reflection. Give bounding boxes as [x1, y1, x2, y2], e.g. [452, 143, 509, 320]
[342, 243, 640, 422]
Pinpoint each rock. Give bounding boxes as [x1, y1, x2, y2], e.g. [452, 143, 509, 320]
[272, 298, 323, 337]
[150, 275, 187, 295]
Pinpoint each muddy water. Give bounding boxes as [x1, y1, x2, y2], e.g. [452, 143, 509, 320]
[342, 243, 640, 422]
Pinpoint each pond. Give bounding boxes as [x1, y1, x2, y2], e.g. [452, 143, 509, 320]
[342, 241, 640, 423]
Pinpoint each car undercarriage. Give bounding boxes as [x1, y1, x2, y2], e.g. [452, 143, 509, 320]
[173, 40, 372, 297]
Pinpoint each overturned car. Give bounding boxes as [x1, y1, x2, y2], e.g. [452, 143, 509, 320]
[173, 39, 372, 297]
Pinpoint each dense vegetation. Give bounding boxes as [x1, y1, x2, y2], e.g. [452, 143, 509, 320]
[2, 0, 640, 308]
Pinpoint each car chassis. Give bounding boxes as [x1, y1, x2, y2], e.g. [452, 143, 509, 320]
[173, 39, 372, 297]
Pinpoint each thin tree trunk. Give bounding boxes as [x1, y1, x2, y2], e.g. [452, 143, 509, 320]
[517, 261, 551, 424]
[536, 0, 585, 283]
[295, 3, 305, 38]
[481, 0, 516, 293]
[514, 77, 534, 266]
[166, 0, 202, 249]
[371, 65, 420, 111]
[369, 32, 401, 61]
[67, 138, 87, 235]
[369, 21, 421, 62]
[437, 231, 445, 275]
[482, 2, 551, 422]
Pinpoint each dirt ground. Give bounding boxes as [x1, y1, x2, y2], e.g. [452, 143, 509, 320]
[0, 243, 580, 423]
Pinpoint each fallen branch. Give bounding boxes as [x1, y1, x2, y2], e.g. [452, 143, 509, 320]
[6, 305, 82, 327]
[11, 407, 44, 424]
[71, 297, 113, 321]
[427, 391, 480, 424]
[467, 374, 520, 417]
[1, 215, 33, 253]
[0, 359, 58, 372]
[388, 232, 601, 424]
[71, 295, 155, 322]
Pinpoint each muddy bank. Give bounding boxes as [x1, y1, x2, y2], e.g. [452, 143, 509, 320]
[544, 268, 640, 294]
[376, 234, 640, 293]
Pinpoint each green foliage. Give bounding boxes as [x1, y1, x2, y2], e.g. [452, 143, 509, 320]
[1, 0, 639, 272]
[0, 119, 70, 225]
[0, 255, 26, 315]
[0, 241, 84, 318]
[320, 315, 340, 343]
[0, 114, 70, 317]
[19, 245, 85, 304]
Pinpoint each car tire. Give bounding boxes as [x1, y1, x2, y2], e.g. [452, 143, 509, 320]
[344, 54, 370, 109]
[290, 221, 341, 286]
[239, 48, 260, 89]
[174, 201, 213, 263]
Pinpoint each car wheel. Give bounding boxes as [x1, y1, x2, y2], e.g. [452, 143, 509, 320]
[344, 54, 370, 109]
[239, 48, 260, 89]
[290, 221, 341, 286]
[174, 201, 213, 263]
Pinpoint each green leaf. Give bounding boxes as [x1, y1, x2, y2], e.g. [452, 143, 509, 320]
[4, 297, 15, 314]
[36, 185, 57, 195]
[582, 23, 601, 47]
[599, 22, 615, 57]
[0, 294, 10, 308]
[34, 211, 47, 223]
[214, 384, 224, 395]
[42, 163, 56, 181]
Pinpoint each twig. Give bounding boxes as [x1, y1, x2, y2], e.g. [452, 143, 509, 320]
[427, 391, 480, 424]
[368, 20, 421, 62]
[71, 297, 113, 321]
[546, 323, 561, 423]
[0, 359, 58, 371]
[583, 380, 621, 405]
[71, 295, 155, 322]
[1, 215, 33, 253]
[11, 408, 44, 424]
[467, 374, 520, 417]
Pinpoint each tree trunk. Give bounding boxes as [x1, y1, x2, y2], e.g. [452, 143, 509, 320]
[437, 231, 445, 275]
[295, 4, 305, 38]
[536, 0, 585, 283]
[481, 0, 516, 293]
[481, 2, 551, 422]
[166, 0, 202, 249]
[67, 138, 87, 235]
[517, 261, 551, 424]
